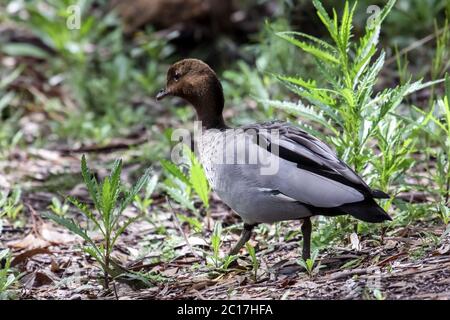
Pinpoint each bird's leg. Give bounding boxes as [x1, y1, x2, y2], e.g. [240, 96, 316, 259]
[301, 217, 312, 260]
[229, 223, 256, 256]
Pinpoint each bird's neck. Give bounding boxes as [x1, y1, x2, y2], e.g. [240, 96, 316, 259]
[197, 107, 227, 130]
[189, 78, 228, 130]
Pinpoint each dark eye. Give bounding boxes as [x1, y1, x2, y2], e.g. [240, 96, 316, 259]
[174, 72, 181, 82]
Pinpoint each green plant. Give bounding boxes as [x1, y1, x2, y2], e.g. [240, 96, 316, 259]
[245, 242, 259, 281]
[426, 18, 450, 106]
[223, 60, 273, 122]
[222, 18, 314, 124]
[0, 249, 21, 300]
[43, 155, 151, 288]
[209, 222, 223, 269]
[441, 223, 450, 243]
[206, 222, 237, 271]
[0, 188, 24, 223]
[269, 0, 439, 176]
[4, 1, 169, 145]
[432, 19, 450, 81]
[369, 117, 417, 193]
[437, 203, 449, 225]
[372, 288, 386, 300]
[0, 67, 23, 158]
[133, 174, 158, 214]
[394, 45, 410, 86]
[5, 0, 93, 63]
[260, 0, 446, 242]
[297, 249, 320, 277]
[413, 74, 450, 223]
[176, 214, 203, 233]
[161, 145, 211, 213]
[131, 27, 174, 95]
[48, 196, 69, 217]
[390, 202, 432, 227]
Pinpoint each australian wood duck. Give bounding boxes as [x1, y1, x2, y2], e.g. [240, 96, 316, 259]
[157, 58, 392, 260]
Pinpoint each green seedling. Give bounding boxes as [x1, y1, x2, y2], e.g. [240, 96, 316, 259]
[0, 67, 23, 159]
[0, 249, 21, 300]
[431, 19, 449, 84]
[372, 288, 386, 300]
[205, 222, 237, 271]
[177, 214, 203, 233]
[48, 196, 69, 217]
[43, 155, 151, 289]
[134, 174, 158, 214]
[161, 145, 211, 214]
[221, 255, 238, 270]
[0, 188, 23, 223]
[246, 243, 259, 281]
[210, 222, 223, 268]
[437, 203, 449, 225]
[298, 249, 320, 277]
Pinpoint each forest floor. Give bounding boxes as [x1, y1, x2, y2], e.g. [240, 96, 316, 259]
[1, 140, 450, 300]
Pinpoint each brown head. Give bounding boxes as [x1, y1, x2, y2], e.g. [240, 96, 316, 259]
[156, 59, 226, 129]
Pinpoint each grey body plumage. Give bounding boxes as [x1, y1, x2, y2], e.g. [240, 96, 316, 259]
[197, 121, 391, 225]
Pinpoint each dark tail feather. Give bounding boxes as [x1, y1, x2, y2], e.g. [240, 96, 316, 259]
[371, 189, 390, 199]
[339, 198, 392, 223]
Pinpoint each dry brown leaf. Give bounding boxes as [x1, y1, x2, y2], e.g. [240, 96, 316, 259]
[22, 270, 55, 289]
[7, 233, 49, 249]
[187, 236, 208, 247]
[278, 277, 297, 288]
[11, 247, 52, 267]
[40, 222, 81, 244]
[384, 239, 398, 250]
[162, 267, 179, 277]
[50, 259, 60, 272]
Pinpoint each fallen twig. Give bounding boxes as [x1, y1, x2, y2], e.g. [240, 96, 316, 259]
[56, 137, 148, 154]
[326, 267, 377, 281]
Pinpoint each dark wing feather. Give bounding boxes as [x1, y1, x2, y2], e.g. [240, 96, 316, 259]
[243, 121, 380, 198]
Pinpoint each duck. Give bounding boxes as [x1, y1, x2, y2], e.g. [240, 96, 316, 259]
[156, 58, 392, 260]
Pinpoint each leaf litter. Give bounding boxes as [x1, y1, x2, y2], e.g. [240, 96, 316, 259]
[1, 145, 449, 300]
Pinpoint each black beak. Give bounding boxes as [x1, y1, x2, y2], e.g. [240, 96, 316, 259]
[156, 88, 169, 101]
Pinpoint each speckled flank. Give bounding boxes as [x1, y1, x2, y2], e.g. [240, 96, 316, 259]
[197, 129, 225, 190]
